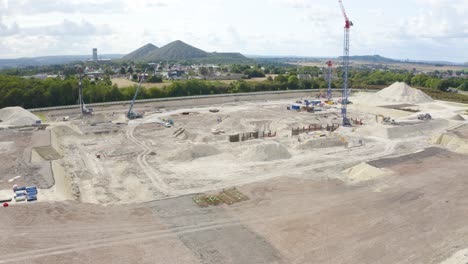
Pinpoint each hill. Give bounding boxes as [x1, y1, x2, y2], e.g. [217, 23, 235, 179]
[212, 52, 246, 59]
[123, 40, 252, 64]
[341, 55, 396, 63]
[147, 40, 209, 61]
[122, 43, 158, 61]
[0, 54, 124, 69]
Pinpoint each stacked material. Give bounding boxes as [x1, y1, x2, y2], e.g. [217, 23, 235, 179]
[0, 107, 41, 126]
[366, 82, 433, 105]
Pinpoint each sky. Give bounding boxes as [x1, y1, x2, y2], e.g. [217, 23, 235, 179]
[0, 0, 467, 62]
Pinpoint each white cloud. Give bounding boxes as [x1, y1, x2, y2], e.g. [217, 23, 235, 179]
[23, 20, 113, 36]
[0, 0, 467, 61]
[401, 0, 468, 38]
[0, 16, 19, 36]
[2, 0, 126, 14]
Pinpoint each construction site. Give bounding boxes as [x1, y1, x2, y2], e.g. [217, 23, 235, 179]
[0, 80, 468, 263]
[1, 0, 468, 262]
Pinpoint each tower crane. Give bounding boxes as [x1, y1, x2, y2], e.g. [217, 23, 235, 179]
[127, 69, 147, 119]
[326, 60, 333, 100]
[338, 0, 353, 126]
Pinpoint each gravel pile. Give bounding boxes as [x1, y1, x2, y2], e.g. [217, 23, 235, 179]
[0, 107, 40, 126]
[366, 82, 433, 105]
[242, 141, 291, 162]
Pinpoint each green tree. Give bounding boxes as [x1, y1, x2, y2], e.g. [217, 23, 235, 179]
[148, 75, 163, 83]
[458, 81, 468, 91]
[287, 76, 299, 90]
[199, 67, 209, 76]
[275, 74, 288, 83]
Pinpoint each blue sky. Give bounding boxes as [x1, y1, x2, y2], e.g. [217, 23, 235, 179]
[0, 0, 467, 62]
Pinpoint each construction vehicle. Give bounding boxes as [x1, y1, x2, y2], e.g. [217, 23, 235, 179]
[127, 69, 147, 120]
[376, 115, 396, 125]
[77, 66, 93, 116]
[338, 0, 353, 126]
[417, 113, 432, 120]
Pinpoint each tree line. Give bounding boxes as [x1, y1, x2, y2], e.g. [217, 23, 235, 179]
[0, 69, 467, 109]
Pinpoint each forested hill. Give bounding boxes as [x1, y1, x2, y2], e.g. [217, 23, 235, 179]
[0, 54, 124, 69]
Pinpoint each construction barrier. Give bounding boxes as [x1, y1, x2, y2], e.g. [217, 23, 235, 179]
[291, 124, 340, 136]
[229, 131, 277, 142]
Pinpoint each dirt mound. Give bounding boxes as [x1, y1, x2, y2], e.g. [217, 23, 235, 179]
[434, 133, 468, 154]
[298, 137, 346, 149]
[242, 141, 291, 162]
[52, 125, 80, 137]
[450, 114, 465, 121]
[0, 107, 40, 126]
[440, 248, 468, 264]
[170, 143, 220, 162]
[343, 162, 391, 183]
[216, 116, 249, 133]
[366, 82, 433, 105]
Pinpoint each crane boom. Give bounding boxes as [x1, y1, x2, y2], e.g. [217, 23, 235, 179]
[338, 0, 352, 126]
[127, 69, 147, 119]
[77, 65, 93, 116]
[338, 0, 350, 27]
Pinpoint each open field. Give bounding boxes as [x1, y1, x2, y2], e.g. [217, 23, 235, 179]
[112, 78, 170, 89]
[1, 84, 468, 263]
[291, 61, 468, 72]
[112, 75, 278, 90]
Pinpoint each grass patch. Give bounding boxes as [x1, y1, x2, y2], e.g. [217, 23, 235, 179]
[192, 188, 249, 208]
[416, 88, 468, 104]
[35, 112, 47, 122]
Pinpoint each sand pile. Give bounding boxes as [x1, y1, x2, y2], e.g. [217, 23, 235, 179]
[298, 137, 346, 149]
[216, 116, 249, 133]
[439, 248, 468, 264]
[0, 107, 40, 126]
[343, 162, 391, 183]
[450, 114, 465, 121]
[365, 82, 433, 105]
[433, 133, 468, 154]
[170, 143, 220, 162]
[242, 141, 291, 162]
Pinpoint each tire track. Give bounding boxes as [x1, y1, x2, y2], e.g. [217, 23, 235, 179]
[125, 125, 172, 195]
[0, 204, 340, 263]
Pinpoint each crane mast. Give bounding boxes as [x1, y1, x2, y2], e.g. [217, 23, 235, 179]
[326, 60, 333, 100]
[78, 70, 84, 114]
[339, 0, 352, 126]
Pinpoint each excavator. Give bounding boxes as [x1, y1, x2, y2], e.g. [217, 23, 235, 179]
[376, 115, 396, 125]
